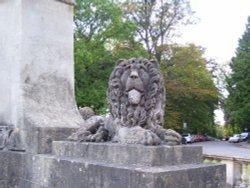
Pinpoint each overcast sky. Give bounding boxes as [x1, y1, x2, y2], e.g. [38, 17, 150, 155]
[178, 0, 250, 64]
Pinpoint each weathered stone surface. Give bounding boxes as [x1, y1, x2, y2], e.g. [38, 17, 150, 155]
[52, 141, 203, 166]
[25, 127, 78, 154]
[70, 59, 181, 146]
[0, 150, 226, 188]
[0, 0, 84, 153]
[0, 125, 26, 151]
[0, 152, 8, 182]
[0, 150, 23, 188]
[79, 107, 95, 120]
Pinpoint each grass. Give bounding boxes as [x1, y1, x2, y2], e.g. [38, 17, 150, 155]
[203, 159, 220, 163]
[248, 165, 250, 183]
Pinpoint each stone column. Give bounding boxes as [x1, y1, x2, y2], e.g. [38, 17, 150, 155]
[221, 159, 241, 186]
[0, 0, 84, 153]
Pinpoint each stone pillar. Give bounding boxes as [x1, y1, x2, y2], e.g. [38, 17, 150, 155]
[221, 159, 241, 186]
[0, 0, 83, 153]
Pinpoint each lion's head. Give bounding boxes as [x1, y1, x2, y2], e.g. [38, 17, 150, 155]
[108, 58, 165, 128]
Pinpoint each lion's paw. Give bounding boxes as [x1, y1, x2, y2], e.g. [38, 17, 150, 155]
[162, 129, 182, 146]
[113, 126, 161, 145]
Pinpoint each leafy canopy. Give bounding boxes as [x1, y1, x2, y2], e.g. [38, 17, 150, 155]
[74, 0, 147, 113]
[225, 17, 250, 130]
[162, 44, 219, 133]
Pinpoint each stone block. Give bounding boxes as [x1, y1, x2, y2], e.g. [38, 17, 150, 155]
[0, 0, 84, 154]
[18, 179, 46, 188]
[0, 180, 8, 188]
[0, 152, 8, 181]
[0, 150, 226, 188]
[52, 141, 203, 166]
[24, 127, 78, 154]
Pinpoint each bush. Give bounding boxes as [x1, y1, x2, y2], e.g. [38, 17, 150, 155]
[223, 124, 241, 137]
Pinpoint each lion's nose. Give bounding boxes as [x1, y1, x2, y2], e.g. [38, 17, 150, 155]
[130, 70, 139, 79]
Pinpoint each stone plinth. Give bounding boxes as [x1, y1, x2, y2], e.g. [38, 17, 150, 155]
[0, 143, 226, 188]
[52, 141, 203, 166]
[0, 0, 84, 153]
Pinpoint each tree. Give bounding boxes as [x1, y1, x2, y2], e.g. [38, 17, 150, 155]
[74, 0, 147, 113]
[225, 17, 250, 130]
[122, 0, 193, 62]
[161, 44, 219, 134]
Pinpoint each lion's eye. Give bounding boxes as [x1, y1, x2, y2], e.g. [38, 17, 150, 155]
[125, 65, 131, 70]
[139, 65, 147, 71]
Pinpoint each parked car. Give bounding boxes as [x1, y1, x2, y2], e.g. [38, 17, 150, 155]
[240, 132, 250, 141]
[193, 135, 205, 142]
[182, 133, 194, 143]
[229, 134, 242, 143]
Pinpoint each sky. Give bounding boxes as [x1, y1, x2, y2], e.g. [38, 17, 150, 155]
[177, 0, 250, 125]
[179, 0, 250, 63]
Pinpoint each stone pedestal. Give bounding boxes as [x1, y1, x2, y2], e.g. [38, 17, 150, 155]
[51, 142, 226, 188]
[0, 0, 83, 153]
[52, 142, 204, 166]
[0, 143, 226, 188]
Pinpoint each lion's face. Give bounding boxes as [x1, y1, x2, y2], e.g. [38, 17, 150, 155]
[120, 62, 149, 105]
[108, 58, 165, 128]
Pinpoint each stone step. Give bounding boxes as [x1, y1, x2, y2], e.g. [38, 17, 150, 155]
[0, 150, 226, 188]
[52, 141, 203, 166]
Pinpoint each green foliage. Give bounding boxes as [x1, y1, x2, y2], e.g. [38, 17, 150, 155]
[74, 37, 113, 113]
[74, 0, 147, 113]
[74, 0, 136, 43]
[161, 44, 219, 133]
[204, 124, 224, 139]
[74, 0, 122, 113]
[225, 17, 250, 130]
[213, 125, 224, 139]
[223, 124, 241, 137]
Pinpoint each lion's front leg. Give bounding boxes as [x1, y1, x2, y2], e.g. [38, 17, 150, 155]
[68, 116, 109, 142]
[153, 125, 182, 146]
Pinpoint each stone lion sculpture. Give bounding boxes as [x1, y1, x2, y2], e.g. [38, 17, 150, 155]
[69, 58, 181, 145]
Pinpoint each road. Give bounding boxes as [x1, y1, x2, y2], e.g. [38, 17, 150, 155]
[191, 141, 250, 159]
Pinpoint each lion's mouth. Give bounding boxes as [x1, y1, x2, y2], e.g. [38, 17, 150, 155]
[128, 89, 141, 105]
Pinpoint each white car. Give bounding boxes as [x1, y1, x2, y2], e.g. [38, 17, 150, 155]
[240, 132, 249, 141]
[182, 133, 194, 143]
[229, 134, 242, 143]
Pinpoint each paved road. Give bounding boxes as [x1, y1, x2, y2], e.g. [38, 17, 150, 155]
[191, 141, 250, 159]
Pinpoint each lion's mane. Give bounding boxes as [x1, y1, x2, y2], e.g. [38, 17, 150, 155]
[108, 58, 165, 129]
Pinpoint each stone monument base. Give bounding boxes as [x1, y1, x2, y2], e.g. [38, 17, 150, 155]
[0, 142, 226, 188]
[23, 126, 79, 154]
